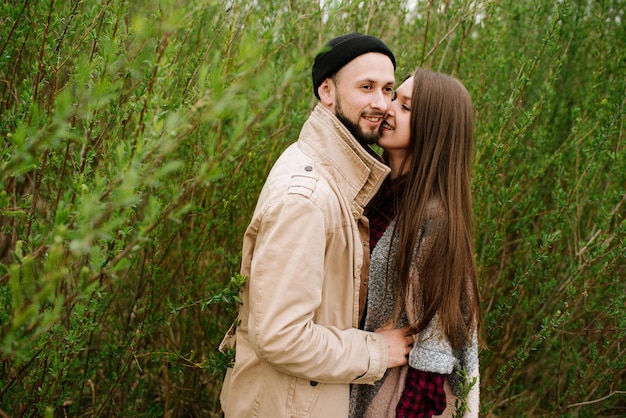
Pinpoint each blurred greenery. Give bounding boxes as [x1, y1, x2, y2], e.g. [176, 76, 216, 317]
[0, 0, 624, 416]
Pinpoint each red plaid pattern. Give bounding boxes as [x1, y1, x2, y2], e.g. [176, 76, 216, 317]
[366, 176, 406, 250]
[396, 368, 447, 418]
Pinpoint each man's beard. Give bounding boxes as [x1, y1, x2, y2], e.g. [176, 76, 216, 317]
[335, 97, 380, 146]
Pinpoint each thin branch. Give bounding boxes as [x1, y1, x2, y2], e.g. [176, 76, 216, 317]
[567, 390, 626, 409]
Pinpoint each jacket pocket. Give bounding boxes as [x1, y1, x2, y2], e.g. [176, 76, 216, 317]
[286, 375, 321, 417]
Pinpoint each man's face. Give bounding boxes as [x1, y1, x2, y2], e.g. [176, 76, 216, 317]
[329, 53, 395, 145]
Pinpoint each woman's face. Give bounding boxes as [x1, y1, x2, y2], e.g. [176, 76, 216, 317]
[378, 76, 413, 157]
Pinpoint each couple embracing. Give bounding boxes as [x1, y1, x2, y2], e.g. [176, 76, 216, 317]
[220, 32, 480, 418]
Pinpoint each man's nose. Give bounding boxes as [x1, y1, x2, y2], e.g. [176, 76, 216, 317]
[371, 89, 389, 112]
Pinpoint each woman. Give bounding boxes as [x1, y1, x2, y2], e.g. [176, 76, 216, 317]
[350, 68, 481, 418]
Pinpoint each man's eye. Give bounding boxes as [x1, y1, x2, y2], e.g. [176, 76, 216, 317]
[362, 85, 372, 90]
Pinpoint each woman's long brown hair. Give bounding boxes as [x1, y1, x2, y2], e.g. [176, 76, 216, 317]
[389, 68, 480, 350]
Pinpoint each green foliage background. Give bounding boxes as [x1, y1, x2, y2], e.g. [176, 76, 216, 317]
[0, 0, 624, 416]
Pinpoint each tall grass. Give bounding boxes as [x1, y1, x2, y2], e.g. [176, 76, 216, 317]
[1, 0, 624, 416]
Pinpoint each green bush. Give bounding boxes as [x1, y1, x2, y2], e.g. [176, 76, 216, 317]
[1, 0, 623, 416]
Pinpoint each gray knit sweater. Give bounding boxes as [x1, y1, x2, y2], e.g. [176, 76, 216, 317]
[349, 207, 479, 418]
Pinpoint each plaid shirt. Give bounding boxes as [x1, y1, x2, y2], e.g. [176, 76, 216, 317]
[366, 176, 405, 250]
[366, 176, 447, 418]
[396, 368, 447, 418]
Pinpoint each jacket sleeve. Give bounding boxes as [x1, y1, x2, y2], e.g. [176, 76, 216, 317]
[247, 193, 387, 384]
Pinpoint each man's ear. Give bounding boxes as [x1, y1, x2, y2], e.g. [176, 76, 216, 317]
[318, 78, 335, 107]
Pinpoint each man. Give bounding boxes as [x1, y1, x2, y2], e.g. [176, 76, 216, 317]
[220, 33, 413, 418]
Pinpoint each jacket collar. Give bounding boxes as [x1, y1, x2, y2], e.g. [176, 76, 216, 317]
[298, 104, 390, 213]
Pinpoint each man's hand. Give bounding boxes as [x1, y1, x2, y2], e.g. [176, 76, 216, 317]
[375, 326, 413, 368]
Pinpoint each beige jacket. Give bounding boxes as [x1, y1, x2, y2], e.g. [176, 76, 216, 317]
[220, 104, 391, 418]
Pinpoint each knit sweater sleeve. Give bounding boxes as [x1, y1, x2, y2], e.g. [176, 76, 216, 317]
[405, 203, 480, 416]
[448, 332, 480, 416]
[408, 316, 457, 374]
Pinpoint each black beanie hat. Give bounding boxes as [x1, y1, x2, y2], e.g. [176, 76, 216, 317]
[312, 32, 396, 99]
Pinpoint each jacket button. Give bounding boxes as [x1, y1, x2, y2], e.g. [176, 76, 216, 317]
[310, 380, 318, 386]
[305, 165, 313, 172]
